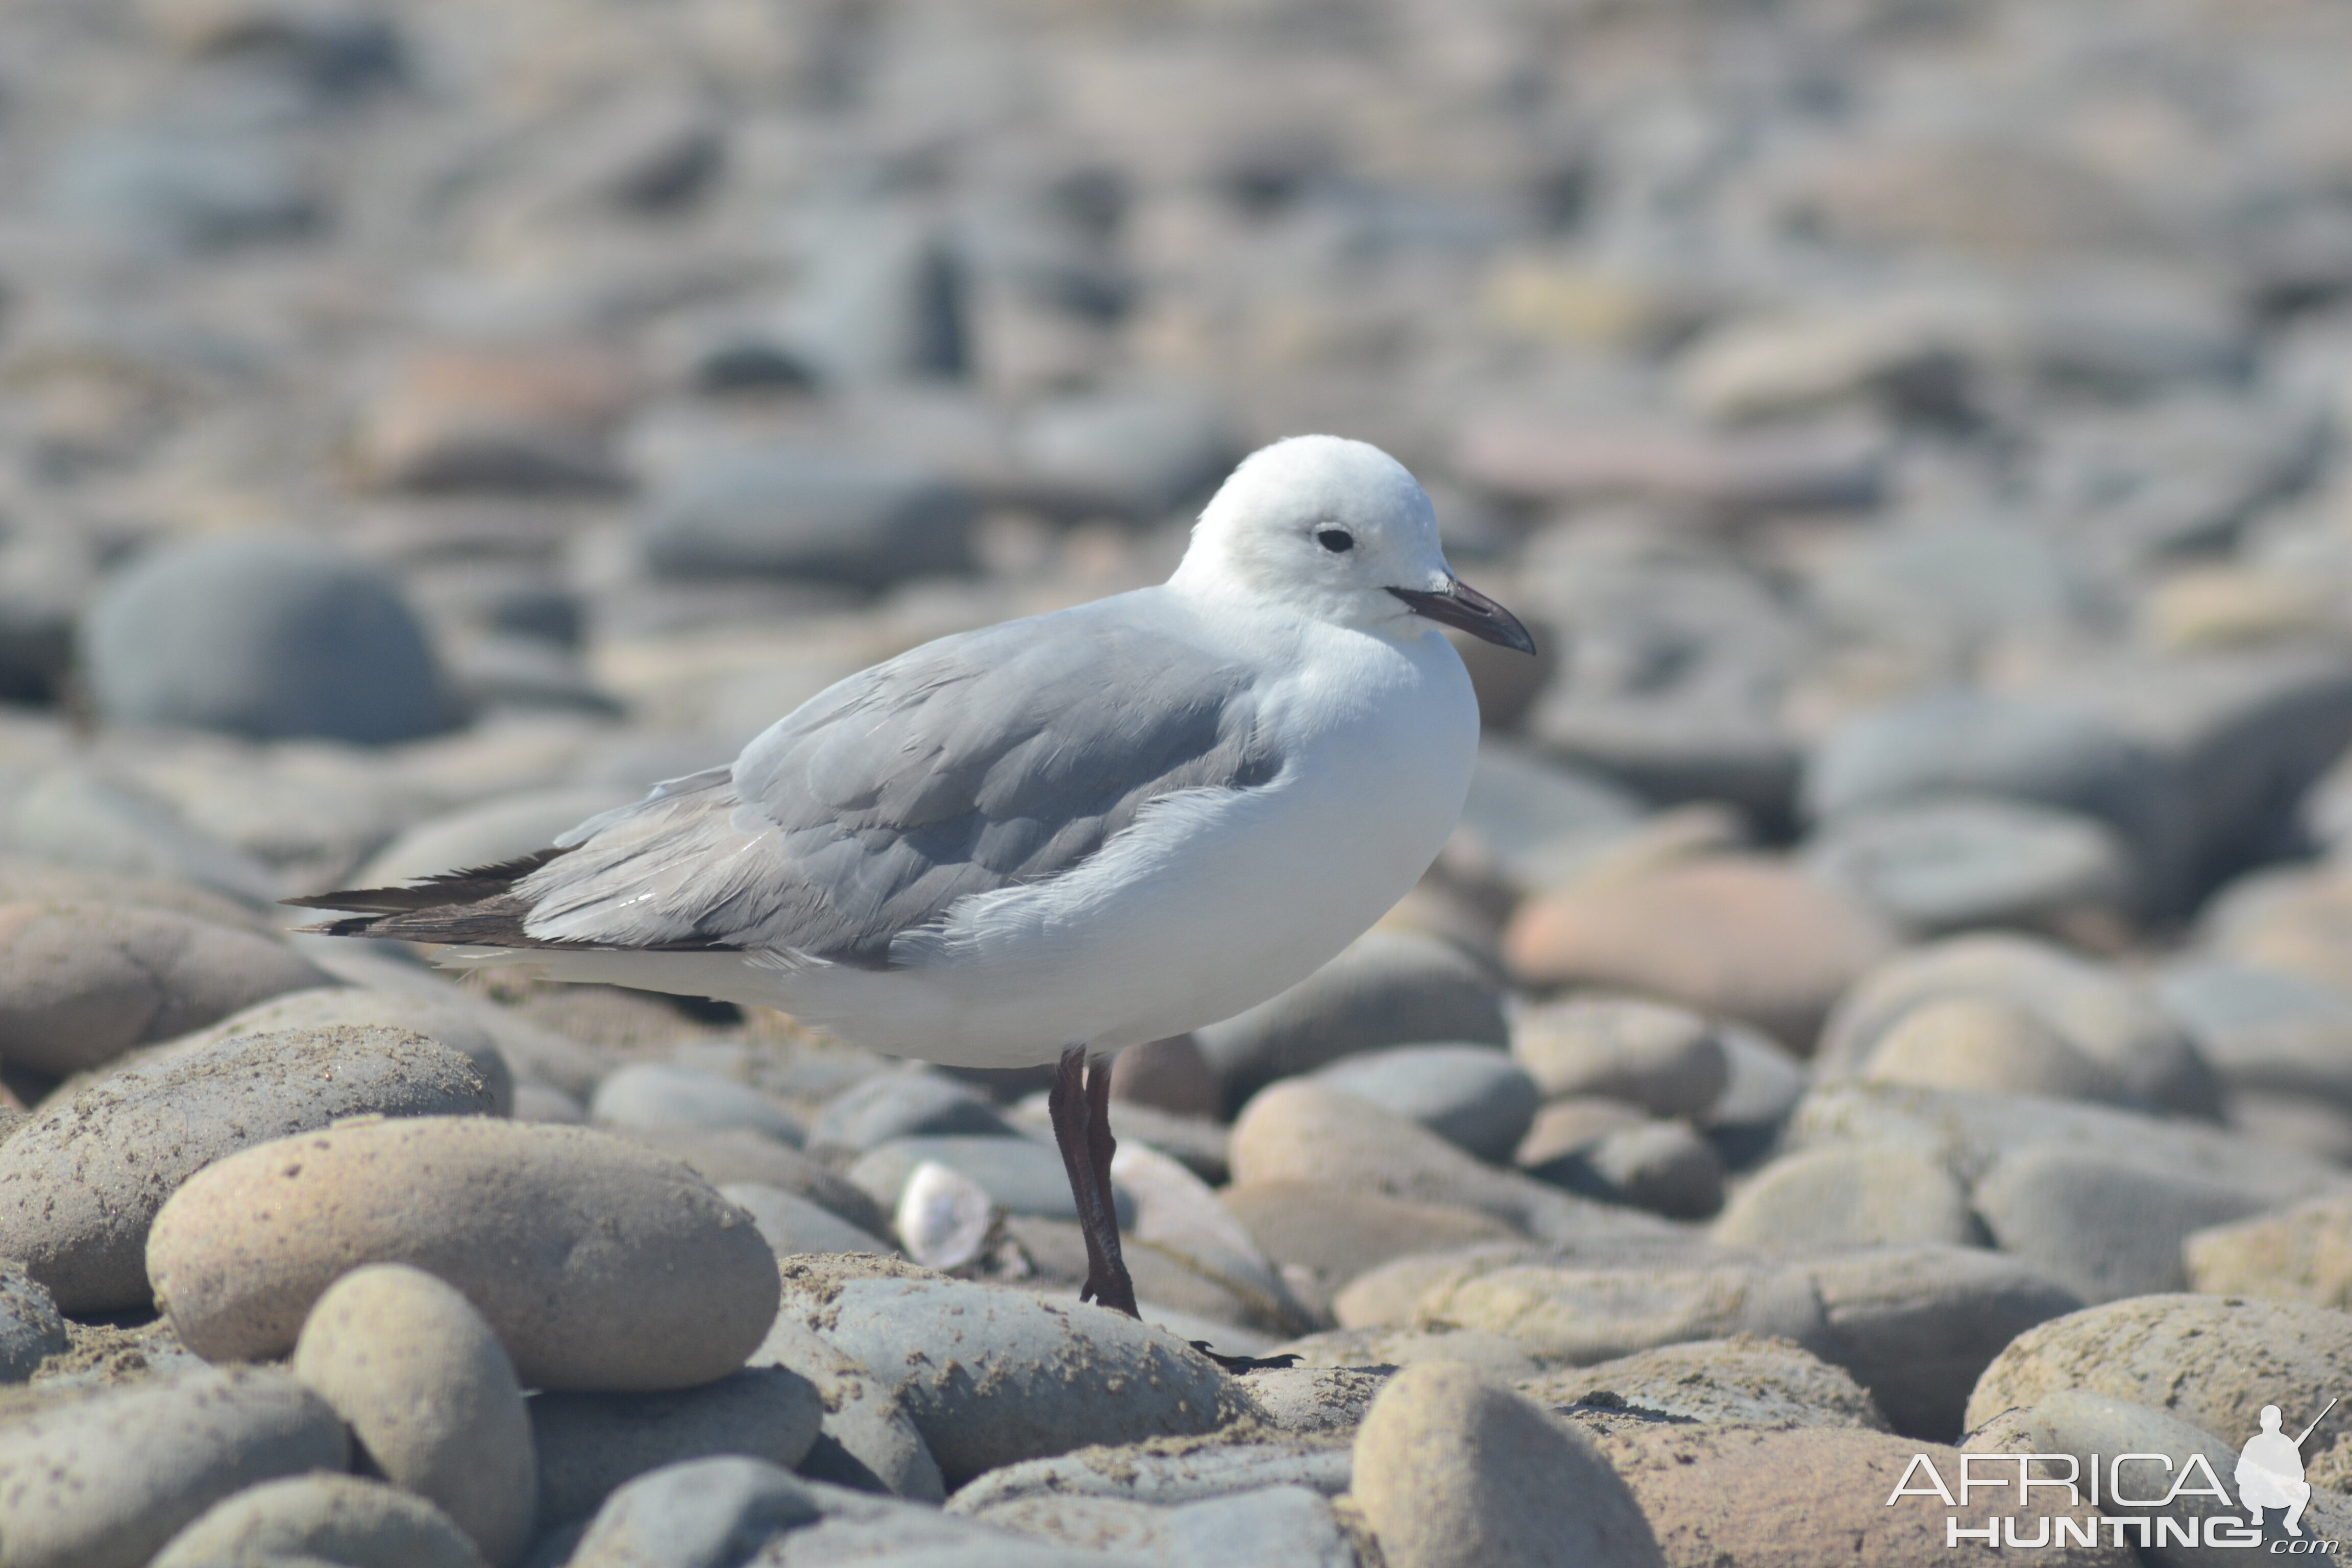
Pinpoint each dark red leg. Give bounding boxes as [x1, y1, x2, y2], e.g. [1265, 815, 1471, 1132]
[1048, 1046, 1139, 1317]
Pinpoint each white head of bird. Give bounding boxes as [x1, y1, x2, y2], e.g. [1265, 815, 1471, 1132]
[1170, 433, 1536, 655]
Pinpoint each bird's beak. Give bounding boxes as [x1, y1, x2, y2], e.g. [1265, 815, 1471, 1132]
[1387, 577, 1538, 655]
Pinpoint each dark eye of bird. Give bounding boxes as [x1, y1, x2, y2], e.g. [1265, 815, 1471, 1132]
[1317, 529, 1355, 553]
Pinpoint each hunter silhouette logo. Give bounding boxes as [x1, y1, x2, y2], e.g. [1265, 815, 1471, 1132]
[1885, 1394, 2344, 1552]
[2240, 1399, 2334, 1539]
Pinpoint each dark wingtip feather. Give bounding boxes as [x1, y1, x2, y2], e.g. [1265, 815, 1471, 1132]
[282, 846, 571, 916]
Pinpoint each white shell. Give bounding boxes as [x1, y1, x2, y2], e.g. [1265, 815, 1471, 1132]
[895, 1159, 995, 1271]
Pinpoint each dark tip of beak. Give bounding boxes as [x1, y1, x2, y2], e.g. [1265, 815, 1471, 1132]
[1388, 579, 1538, 656]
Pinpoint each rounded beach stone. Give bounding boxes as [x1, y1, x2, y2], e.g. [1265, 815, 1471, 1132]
[1530, 1120, 1725, 1220]
[1220, 1178, 1518, 1312]
[290, 1264, 536, 1566]
[610, 1126, 892, 1237]
[180, 986, 517, 1117]
[1352, 1362, 1663, 1568]
[1519, 1335, 1889, 1430]
[0, 902, 331, 1076]
[1509, 996, 1729, 1117]
[1800, 797, 2137, 936]
[532, 1366, 824, 1530]
[1503, 856, 1898, 1049]
[569, 1457, 818, 1568]
[150, 1474, 487, 1568]
[775, 1256, 1250, 1487]
[1229, 1080, 1681, 1250]
[2185, 1193, 2352, 1308]
[1313, 1044, 1538, 1163]
[148, 1118, 781, 1390]
[1817, 933, 2214, 1114]
[1964, 1293, 2352, 1448]
[0, 1025, 502, 1313]
[81, 534, 463, 744]
[1592, 1424, 2117, 1568]
[1193, 929, 1508, 1111]
[747, 1315, 945, 1502]
[1710, 1145, 1976, 1251]
[1110, 1035, 1222, 1120]
[1857, 994, 2120, 1102]
[0, 1365, 348, 1568]
[0, 1262, 66, 1381]
[1970, 1144, 2267, 1303]
[804, 1071, 1012, 1154]
[721, 1182, 894, 1257]
[591, 1062, 806, 1145]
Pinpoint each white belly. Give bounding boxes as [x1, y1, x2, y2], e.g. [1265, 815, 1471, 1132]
[482, 625, 1480, 1069]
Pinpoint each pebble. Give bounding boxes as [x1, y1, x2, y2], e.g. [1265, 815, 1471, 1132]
[2156, 959, 2352, 1108]
[2184, 1192, 2352, 1308]
[1594, 1424, 2123, 1568]
[1503, 856, 1899, 1047]
[1236, 1365, 1394, 1436]
[1784, 1081, 2341, 1217]
[146, 1117, 782, 1390]
[609, 1125, 892, 1238]
[638, 450, 976, 589]
[1107, 1034, 1223, 1120]
[772, 1255, 1250, 1487]
[289, 1263, 536, 1566]
[1013, 386, 1237, 519]
[1856, 994, 2120, 1102]
[80, 535, 463, 745]
[761, 1477, 1116, 1567]
[0, 1365, 348, 1568]
[947, 1433, 1355, 1513]
[1313, 1044, 1538, 1163]
[1817, 933, 2216, 1114]
[567, 1457, 818, 1568]
[747, 1314, 945, 1502]
[0, 1264, 64, 1381]
[1509, 996, 1729, 1118]
[804, 1070, 1014, 1154]
[1221, 1178, 1518, 1314]
[1513, 1097, 1650, 1167]
[1454, 738, 1648, 891]
[531, 1366, 824, 1530]
[1352, 1362, 1664, 1568]
[590, 1061, 806, 1145]
[149, 1474, 488, 1568]
[1966, 1293, 2352, 1453]
[0, 902, 331, 1076]
[1971, 1144, 2269, 1303]
[1229, 1080, 1684, 1250]
[1413, 1244, 2081, 1438]
[848, 1134, 1132, 1227]
[350, 342, 632, 496]
[975, 1483, 1357, 1567]
[1962, 1389, 2261, 1548]
[1193, 929, 1509, 1111]
[0, 765, 280, 907]
[1710, 1145, 1977, 1252]
[722, 1181, 895, 1258]
[1521, 1335, 1890, 1431]
[1281, 1323, 1546, 1381]
[1802, 689, 2183, 898]
[1801, 797, 2138, 937]
[176, 985, 517, 1116]
[1526, 1119, 1726, 1220]
[0, 1024, 501, 1312]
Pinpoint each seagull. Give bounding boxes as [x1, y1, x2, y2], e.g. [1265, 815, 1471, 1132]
[292, 434, 1535, 1342]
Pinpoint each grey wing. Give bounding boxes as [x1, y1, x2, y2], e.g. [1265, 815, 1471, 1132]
[513, 607, 1280, 965]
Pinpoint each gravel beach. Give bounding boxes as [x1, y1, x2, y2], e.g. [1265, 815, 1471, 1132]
[0, 0, 2350, 1563]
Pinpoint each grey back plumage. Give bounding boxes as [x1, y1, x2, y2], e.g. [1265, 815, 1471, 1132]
[512, 599, 1281, 966]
